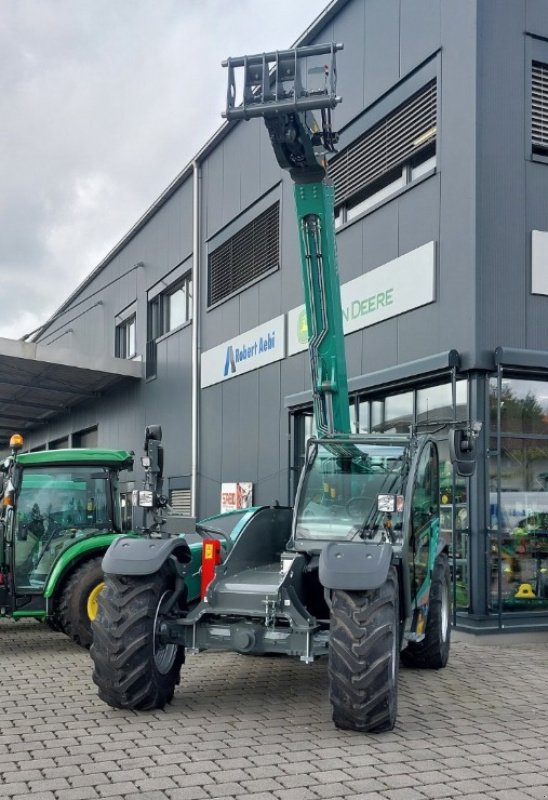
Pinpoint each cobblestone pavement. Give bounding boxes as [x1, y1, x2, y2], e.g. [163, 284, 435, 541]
[1, 619, 547, 800]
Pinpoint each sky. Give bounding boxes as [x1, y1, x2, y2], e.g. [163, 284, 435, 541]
[0, 0, 328, 341]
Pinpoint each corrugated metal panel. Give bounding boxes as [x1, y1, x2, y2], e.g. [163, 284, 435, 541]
[532, 61, 548, 154]
[170, 488, 192, 515]
[328, 81, 437, 206]
[208, 202, 279, 305]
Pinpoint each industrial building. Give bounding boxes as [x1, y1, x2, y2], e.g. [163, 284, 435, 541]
[2, 0, 548, 632]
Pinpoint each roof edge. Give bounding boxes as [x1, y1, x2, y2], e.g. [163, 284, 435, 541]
[31, 0, 348, 341]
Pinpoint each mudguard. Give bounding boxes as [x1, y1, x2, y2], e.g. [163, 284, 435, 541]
[102, 535, 192, 576]
[319, 541, 392, 591]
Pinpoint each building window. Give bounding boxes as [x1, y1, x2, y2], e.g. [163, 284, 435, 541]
[49, 436, 69, 450]
[329, 81, 437, 225]
[208, 202, 280, 306]
[488, 376, 548, 613]
[166, 278, 192, 330]
[73, 426, 98, 448]
[532, 61, 548, 157]
[115, 315, 136, 359]
[146, 273, 192, 379]
[148, 273, 192, 340]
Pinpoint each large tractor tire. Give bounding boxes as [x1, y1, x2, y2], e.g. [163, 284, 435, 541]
[401, 552, 451, 669]
[44, 610, 65, 634]
[90, 566, 184, 710]
[59, 557, 105, 648]
[328, 566, 400, 733]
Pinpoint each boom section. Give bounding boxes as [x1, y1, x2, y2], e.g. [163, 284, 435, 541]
[222, 44, 350, 436]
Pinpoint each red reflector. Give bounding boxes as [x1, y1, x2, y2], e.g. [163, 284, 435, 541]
[200, 538, 222, 599]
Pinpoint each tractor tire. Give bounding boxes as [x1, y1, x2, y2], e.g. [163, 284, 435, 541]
[328, 566, 400, 733]
[44, 612, 65, 634]
[401, 553, 451, 669]
[59, 557, 105, 648]
[90, 566, 184, 710]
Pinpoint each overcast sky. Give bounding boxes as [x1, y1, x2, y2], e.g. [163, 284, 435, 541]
[0, 0, 328, 340]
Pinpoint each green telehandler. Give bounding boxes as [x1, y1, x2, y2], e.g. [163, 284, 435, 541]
[90, 43, 479, 731]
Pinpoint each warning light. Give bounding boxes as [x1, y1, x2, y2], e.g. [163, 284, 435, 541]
[200, 539, 222, 598]
[9, 433, 24, 451]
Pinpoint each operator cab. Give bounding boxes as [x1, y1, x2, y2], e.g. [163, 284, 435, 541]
[12, 464, 121, 590]
[292, 437, 409, 551]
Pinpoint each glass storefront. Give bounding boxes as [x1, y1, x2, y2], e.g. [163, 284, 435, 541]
[488, 377, 548, 613]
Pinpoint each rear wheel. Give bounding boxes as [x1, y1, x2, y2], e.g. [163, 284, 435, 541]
[44, 611, 65, 634]
[401, 553, 451, 669]
[329, 567, 400, 733]
[59, 557, 104, 647]
[90, 566, 184, 710]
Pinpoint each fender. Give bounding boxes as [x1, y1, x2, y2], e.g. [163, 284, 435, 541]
[44, 533, 126, 598]
[319, 541, 393, 591]
[102, 535, 192, 576]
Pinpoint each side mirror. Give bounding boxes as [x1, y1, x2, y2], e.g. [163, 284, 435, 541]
[449, 424, 481, 477]
[143, 425, 163, 478]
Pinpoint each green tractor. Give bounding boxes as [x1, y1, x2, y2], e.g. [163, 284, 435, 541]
[0, 433, 136, 646]
[90, 44, 480, 732]
[0, 432, 229, 647]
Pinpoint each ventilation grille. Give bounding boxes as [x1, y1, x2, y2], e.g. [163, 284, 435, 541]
[532, 61, 548, 155]
[329, 81, 437, 207]
[208, 202, 279, 305]
[170, 488, 192, 516]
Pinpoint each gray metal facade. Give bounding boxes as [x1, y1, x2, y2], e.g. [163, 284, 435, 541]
[16, 0, 548, 628]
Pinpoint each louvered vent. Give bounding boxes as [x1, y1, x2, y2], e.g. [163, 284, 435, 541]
[208, 202, 279, 305]
[170, 488, 192, 516]
[329, 81, 437, 206]
[532, 61, 548, 155]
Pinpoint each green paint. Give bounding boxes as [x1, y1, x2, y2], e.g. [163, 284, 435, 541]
[16, 449, 134, 469]
[43, 533, 125, 597]
[12, 611, 46, 618]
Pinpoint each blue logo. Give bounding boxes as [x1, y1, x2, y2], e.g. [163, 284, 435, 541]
[224, 346, 236, 377]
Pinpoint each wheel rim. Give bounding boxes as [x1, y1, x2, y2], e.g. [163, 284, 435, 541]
[87, 582, 105, 621]
[153, 591, 178, 674]
[441, 581, 450, 642]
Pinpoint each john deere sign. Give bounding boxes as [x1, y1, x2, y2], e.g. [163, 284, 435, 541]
[288, 241, 436, 356]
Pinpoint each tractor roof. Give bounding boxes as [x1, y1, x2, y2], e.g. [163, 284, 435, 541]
[16, 449, 134, 470]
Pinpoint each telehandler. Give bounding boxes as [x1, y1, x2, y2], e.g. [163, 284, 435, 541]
[91, 43, 478, 731]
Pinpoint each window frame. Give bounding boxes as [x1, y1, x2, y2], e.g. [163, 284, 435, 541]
[528, 37, 548, 164]
[329, 61, 439, 228]
[115, 313, 136, 360]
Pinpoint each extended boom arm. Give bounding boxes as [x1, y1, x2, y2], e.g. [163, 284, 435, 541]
[222, 43, 350, 436]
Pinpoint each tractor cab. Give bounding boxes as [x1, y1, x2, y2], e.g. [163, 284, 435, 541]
[0, 435, 134, 646]
[9, 464, 121, 591]
[293, 437, 409, 550]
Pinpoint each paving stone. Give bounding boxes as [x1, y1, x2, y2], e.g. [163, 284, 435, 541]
[1, 620, 548, 800]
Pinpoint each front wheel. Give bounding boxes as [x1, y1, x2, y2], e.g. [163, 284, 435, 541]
[328, 566, 400, 733]
[90, 566, 184, 709]
[401, 552, 451, 669]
